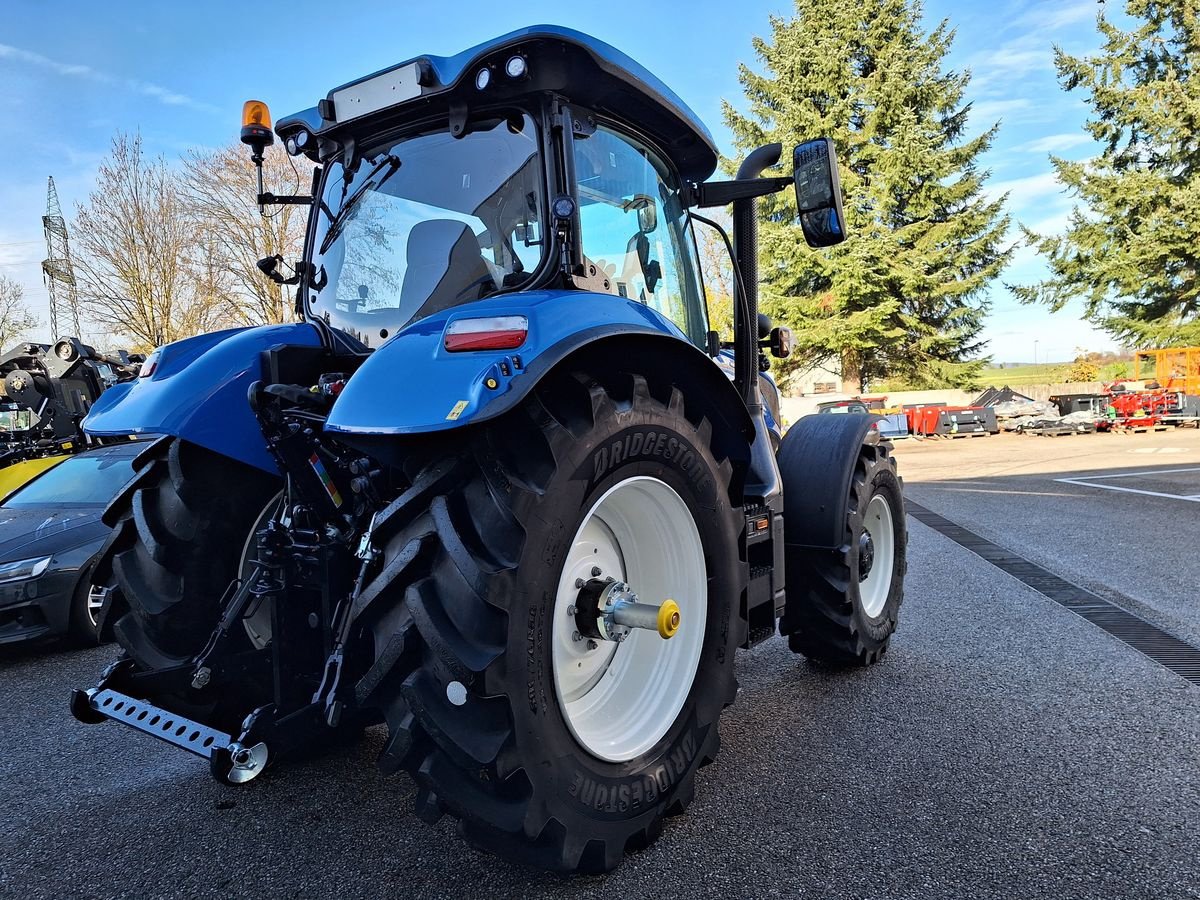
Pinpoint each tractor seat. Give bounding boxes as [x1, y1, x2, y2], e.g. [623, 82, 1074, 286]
[398, 219, 495, 323]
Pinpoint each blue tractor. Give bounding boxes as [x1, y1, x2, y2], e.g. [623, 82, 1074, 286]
[71, 27, 906, 873]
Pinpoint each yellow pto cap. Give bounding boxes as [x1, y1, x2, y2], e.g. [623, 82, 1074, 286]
[657, 599, 681, 639]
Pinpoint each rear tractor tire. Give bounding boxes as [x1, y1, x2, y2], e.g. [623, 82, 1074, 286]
[354, 367, 746, 873]
[781, 437, 906, 665]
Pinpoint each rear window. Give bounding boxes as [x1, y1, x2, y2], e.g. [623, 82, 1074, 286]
[3, 451, 136, 508]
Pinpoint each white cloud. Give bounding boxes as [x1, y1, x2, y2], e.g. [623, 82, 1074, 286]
[988, 170, 1068, 208]
[1016, 0, 1101, 31]
[1025, 209, 1074, 236]
[969, 98, 1032, 123]
[1018, 132, 1093, 153]
[0, 42, 216, 113]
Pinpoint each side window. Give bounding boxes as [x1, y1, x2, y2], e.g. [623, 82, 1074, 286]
[573, 125, 709, 346]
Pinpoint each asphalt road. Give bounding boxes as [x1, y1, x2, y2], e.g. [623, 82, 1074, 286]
[2, 436, 1199, 898]
[894, 427, 1200, 644]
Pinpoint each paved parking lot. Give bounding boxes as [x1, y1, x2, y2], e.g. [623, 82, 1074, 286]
[2, 429, 1198, 899]
[893, 427, 1200, 644]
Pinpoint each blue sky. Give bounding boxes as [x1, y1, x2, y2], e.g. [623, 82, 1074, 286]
[0, 0, 1117, 362]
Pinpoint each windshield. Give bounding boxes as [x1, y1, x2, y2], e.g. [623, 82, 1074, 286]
[308, 113, 545, 348]
[4, 449, 135, 508]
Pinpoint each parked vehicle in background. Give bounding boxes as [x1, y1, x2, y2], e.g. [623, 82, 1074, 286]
[0, 338, 141, 499]
[0, 442, 139, 646]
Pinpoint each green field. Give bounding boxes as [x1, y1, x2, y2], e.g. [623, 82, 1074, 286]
[976, 361, 1128, 387]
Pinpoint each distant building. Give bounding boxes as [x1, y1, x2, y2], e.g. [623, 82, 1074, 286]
[787, 357, 846, 396]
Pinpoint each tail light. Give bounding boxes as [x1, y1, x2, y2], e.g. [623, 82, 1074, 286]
[139, 350, 161, 378]
[444, 316, 528, 352]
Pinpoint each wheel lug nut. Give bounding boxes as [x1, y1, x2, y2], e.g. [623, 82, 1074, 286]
[591, 566, 602, 577]
[566, 605, 576, 616]
[572, 631, 582, 642]
[574, 578, 584, 589]
[586, 639, 598, 650]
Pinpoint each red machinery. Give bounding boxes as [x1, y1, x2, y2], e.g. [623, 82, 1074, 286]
[903, 403, 998, 437]
[1097, 382, 1184, 430]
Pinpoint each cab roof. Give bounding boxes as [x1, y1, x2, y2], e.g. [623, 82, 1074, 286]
[276, 25, 719, 182]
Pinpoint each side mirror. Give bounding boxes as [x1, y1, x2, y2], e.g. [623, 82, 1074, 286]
[627, 194, 658, 234]
[793, 137, 847, 248]
[256, 254, 300, 286]
[757, 313, 773, 340]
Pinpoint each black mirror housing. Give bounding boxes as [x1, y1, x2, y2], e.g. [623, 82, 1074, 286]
[706, 330, 721, 357]
[757, 313, 773, 340]
[793, 138, 847, 248]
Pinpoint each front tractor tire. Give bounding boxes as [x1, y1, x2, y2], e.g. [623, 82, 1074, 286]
[780, 430, 906, 665]
[100, 437, 281, 675]
[356, 367, 746, 873]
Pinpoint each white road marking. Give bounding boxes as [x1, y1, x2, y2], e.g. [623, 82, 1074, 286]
[1065, 466, 1200, 480]
[932, 487, 1083, 498]
[1056, 467, 1200, 503]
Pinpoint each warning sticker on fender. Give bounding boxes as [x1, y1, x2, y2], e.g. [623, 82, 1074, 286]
[446, 400, 469, 421]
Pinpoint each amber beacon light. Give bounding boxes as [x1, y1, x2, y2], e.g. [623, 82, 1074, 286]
[240, 100, 274, 149]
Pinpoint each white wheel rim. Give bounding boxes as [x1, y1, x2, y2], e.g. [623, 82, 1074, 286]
[241, 492, 284, 649]
[859, 493, 895, 619]
[86, 585, 107, 629]
[551, 476, 707, 763]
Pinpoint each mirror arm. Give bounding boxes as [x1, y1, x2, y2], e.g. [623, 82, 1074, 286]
[257, 192, 313, 206]
[687, 176, 791, 209]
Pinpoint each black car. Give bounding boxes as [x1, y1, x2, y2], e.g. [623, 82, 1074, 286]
[0, 442, 139, 646]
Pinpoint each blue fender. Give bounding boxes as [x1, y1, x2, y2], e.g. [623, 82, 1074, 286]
[326, 291, 717, 434]
[83, 323, 323, 473]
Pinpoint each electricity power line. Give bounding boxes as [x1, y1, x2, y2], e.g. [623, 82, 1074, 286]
[41, 176, 82, 337]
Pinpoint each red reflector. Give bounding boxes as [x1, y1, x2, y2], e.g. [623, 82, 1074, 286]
[444, 316, 528, 352]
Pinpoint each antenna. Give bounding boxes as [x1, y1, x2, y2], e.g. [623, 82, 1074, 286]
[41, 176, 82, 338]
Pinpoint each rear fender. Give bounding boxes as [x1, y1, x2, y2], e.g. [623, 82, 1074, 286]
[82, 324, 323, 473]
[777, 413, 883, 550]
[325, 290, 753, 440]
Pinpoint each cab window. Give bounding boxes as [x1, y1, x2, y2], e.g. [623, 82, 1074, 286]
[573, 125, 708, 346]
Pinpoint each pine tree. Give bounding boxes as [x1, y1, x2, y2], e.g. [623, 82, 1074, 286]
[1013, 1, 1200, 347]
[724, 0, 1011, 391]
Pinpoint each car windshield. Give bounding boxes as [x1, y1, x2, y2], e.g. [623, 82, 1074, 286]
[3, 450, 136, 508]
[308, 113, 545, 348]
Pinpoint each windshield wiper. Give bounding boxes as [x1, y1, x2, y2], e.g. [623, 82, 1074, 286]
[318, 155, 402, 255]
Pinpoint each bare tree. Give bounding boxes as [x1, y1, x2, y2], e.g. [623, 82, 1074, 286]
[0, 275, 39, 349]
[72, 132, 230, 351]
[180, 143, 311, 326]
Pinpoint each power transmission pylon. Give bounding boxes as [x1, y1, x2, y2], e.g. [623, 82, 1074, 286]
[41, 176, 82, 338]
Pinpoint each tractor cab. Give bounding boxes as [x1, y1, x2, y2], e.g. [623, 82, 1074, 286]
[243, 25, 842, 352]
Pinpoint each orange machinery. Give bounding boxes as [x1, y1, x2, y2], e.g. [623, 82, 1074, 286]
[1134, 347, 1200, 395]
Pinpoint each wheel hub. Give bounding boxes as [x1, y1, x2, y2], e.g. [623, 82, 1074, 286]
[858, 530, 875, 581]
[573, 579, 681, 644]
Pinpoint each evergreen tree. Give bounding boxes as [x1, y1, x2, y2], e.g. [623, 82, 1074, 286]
[724, 0, 1011, 390]
[1013, 1, 1200, 347]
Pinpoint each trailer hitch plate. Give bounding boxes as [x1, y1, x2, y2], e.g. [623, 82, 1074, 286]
[70, 687, 232, 761]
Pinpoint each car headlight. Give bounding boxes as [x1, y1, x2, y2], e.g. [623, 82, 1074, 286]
[0, 556, 51, 584]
